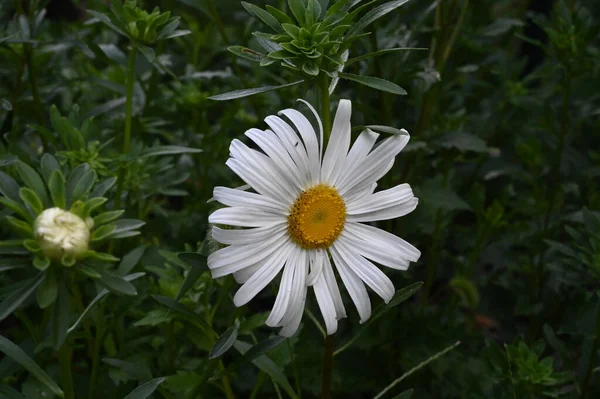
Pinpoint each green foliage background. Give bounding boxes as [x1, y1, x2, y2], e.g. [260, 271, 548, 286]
[1, 0, 599, 398]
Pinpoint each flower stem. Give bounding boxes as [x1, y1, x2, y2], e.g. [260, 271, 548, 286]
[321, 334, 335, 399]
[58, 344, 75, 399]
[319, 73, 332, 144]
[114, 45, 137, 209]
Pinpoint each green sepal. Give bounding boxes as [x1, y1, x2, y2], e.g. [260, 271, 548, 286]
[61, 254, 76, 267]
[37, 269, 58, 309]
[33, 256, 51, 271]
[6, 216, 33, 238]
[19, 187, 44, 216]
[23, 239, 41, 253]
[91, 224, 117, 241]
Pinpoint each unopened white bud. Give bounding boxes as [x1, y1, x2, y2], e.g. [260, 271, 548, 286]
[34, 207, 90, 260]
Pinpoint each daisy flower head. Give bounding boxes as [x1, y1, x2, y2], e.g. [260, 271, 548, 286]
[208, 99, 421, 337]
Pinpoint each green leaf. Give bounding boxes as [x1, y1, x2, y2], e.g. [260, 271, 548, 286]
[0, 273, 44, 321]
[0, 258, 31, 273]
[438, 131, 489, 153]
[415, 185, 471, 211]
[33, 256, 51, 271]
[338, 73, 407, 95]
[391, 389, 414, 399]
[48, 170, 66, 209]
[152, 295, 213, 333]
[137, 44, 155, 62]
[118, 245, 147, 276]
[90, 177, 116, 198]
[91, 224, 117, 241]
[40, 154, 61, 184]
[305, 0, 322, 26]
[83, 197, 107, 216]
[177, 252, 208, 270]
[288, 0, 307, 26]
[345, 0, 410, 38]
[0, 196, 33, 223]
[51, 280, 70, 350]
[6, 216, 33, 238]
[67, 273, 145, 335]
[353, 125, 408, 135]
[19, 187, 43, 216]
[97, 269, 138, 295]
[211, 336, 287, 380]
[106, 219, 145, 238]
[141, 145, 202, 157]
[71, 169, 97, 203]
[175, 267, 205, 301]
[0, 171, 21, 201]
[335, 282, 422, 356]
[208, 80, 304, 101]
[234, 340, 299, 399]
[15, 161, 50, 207]
[124, 377, 166, 399]
[103, 358, 152, 382]
[228, 46, 265, 62]
[36, 269, 58, 309]
[0, 385, 26, 398]
[93, 210, 124, 226]
[241, 2, 283, 33]
[265, 5, 293, 24]
[82, 250, 120, 263]
[209, 325, 239, 359]
[0, 336, 64, 397]
[346, 47, 428, 65]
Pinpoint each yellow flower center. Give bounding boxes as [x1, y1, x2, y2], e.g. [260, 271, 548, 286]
[288, 184, 346, 249]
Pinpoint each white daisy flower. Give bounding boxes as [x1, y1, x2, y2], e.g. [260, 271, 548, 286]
[208, 99, 421, 337]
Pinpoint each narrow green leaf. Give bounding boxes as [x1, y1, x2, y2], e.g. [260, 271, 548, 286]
[0, 273, 44, 321]
[209, 325, 239, 359]
[93, 210, 124, 226]
[152, 295, 213, 333]
[124, 377, 166, 399]
[67, 273, 145, 335]
[177, 252, 208, 270]
[102, 358, 152, 382]
[89, 177, 116, 198]
[234, 340, 299, 399]
[141, 145, 202, 157]
[0, 335, 64, 397]
[97, 269, 138, 295]
[305, 0, 322, 26]
[0, 385, 26, 398]
[345, 0, 410, 38]
[82, 250, 120, 263]
[338, 72, 407, 95]
[118, 245, 147, 276]
[91, 224, 117, 241]
[52, 280, 70, 350]
[265, 5, 293, 24]
[228, 46, 265, 62]
[71, 169, 97, 203]
[39, 154, 61, 184]
[211, 336, 287, 380]
[352, 125, 408, 135]
[106, 219, 145, 238]
[6, 216, 33, 237]
[175, 267, 205, 301]
[37, 269, 58, 309]
[15, 161, 50, 207]
[288, 0, 307, 26]
[391, 389, 414, 399]
[208, 80, 304, 101]
[48, 170, 66, 209]
[241, 2, 283, 33]
[0, 196, 33, 223]
[138, 44, 155, 63]
[0, 171, 21, 201]
[346, 47, 428, 65]
[83, 197, 107, 216]
[19, 187, 43, 215]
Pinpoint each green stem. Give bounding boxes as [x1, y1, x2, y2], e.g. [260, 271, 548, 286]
[88, 307, 106, 399]
[58, 344, 75, 399]
[319, 73, 331, 144]
[581, 296, 600, 399]
[422, 208, 443, 304]
[288, 339, 301, 398]
[249, 372, 266, 399]
[114, 45, 137, 209]
[321, 334, 334, 399]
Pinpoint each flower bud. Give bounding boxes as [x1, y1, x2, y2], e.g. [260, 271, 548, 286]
[34, 207, 90, 261]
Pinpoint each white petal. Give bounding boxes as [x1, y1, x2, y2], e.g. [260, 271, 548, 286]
[245, 128, 304, 191]
[209, 207, 285, 227]
[313, 271, 338, 335]
[322, 99, 351, 185]
[279, 249, 308, 327]
[338, 133, 410, 196]
[341, 228, 410, 270]
[298, 99, 324, 161]
[306, 249, 324, 286]
[212, 223, 287, 246]
[229, 141, 297, 202]
[348, 197, 418, 222]
[233, 243, 293, 306]
[265, 245, 299, 327]
[207, 232, 288, 278]
[322, 252, 346, 319]
[335, 237, 395, 303]
[233, 262, 261, 284]
[264, 115, 311, 184]
[329, 245, 371, 323]
[342, 182, 376, 207]
[213, 186, 288, 214]
[278, 108, 320, 186]
[335, 128, 378, 187]
[346, 183, 413, 214]
[346, 222, 421, 262]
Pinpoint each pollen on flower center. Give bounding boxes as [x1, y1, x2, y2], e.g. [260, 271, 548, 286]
[288, 184, 346, 249]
